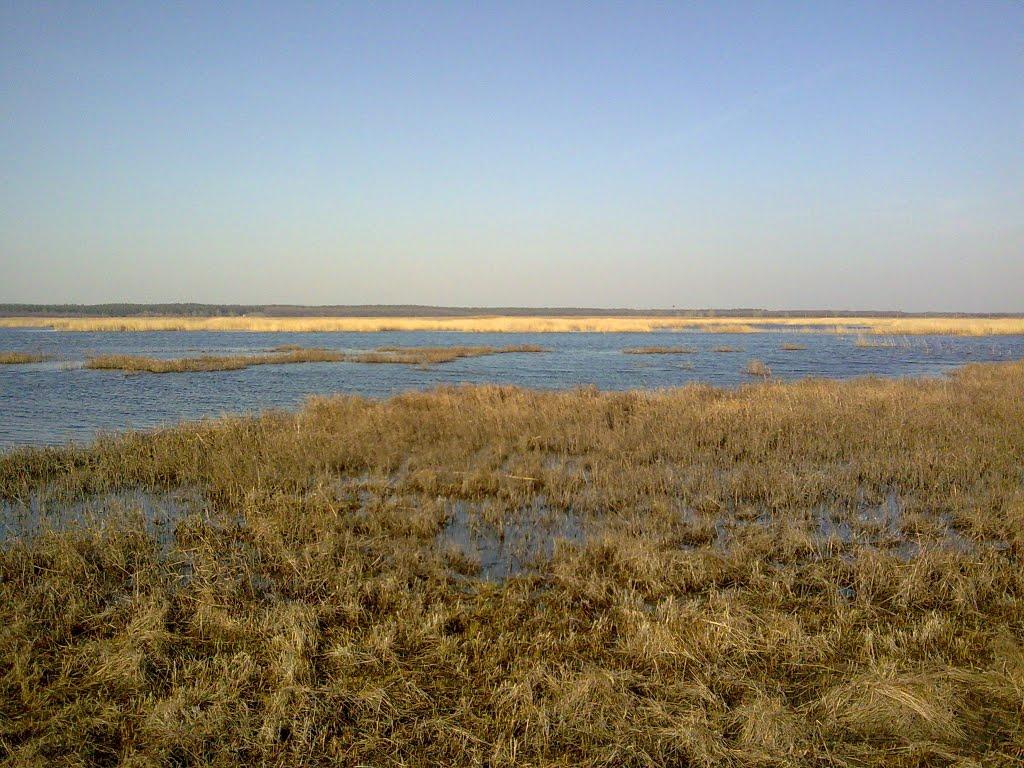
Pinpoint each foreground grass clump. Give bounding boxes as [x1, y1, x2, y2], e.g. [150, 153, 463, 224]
[0, 351, 50, 364]
[623, 345, 696, 354]
[85, 345, 546, 372]
[2, 361, 1024, 765]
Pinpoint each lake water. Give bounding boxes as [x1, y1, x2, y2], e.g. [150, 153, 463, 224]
[2, 327, 1022, 450]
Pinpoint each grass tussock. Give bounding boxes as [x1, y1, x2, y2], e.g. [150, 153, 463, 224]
[745, 358, 771, 378]
[85, 345, 546, 373]
[0, 351, 50, 364]
[4, 315, 1024, 335]
[2, 360, 1024, 765]
[622, 346, 696, 354]
[781, 342, 807, 351]
[713, 345, 742, 353]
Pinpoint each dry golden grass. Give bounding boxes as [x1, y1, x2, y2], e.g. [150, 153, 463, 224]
[85, 348, 346, 372]
[356, 344, 546, 365]
[744, 358, 771, 377]
[2, 361, 1024, 765]
[622, 346, 696, 354]
[85, 345, 546, 373]
[704, 322, 758, 333]
[0, 351, 50, 364]
[4, 315, 1024, 335]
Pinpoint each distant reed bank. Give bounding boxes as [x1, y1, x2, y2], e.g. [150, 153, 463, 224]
[3, 315, 1024, 335]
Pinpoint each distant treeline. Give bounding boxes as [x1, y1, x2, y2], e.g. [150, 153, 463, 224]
[0, 304, 1021, 319]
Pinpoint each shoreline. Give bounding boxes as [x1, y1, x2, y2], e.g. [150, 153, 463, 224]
[4, 314, 1024, 335]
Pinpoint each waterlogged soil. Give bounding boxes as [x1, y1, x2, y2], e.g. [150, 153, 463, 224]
[2, 368, 1023, 766]
[0, 486, 205, 551]
[3, 327, 1024, 448]
[438, 498, 586, 581]
[2, 482, 1007, 587]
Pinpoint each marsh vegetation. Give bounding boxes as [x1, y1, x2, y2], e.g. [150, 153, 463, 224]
[349, 344, 545, 365]
[744, 359, 771, 378]
[85, 348, 348, 373]
[84, 345, 546, 373]
[2, 361, 1024, 765]
[4, 314, 1024, 335]
[0, 351, 50, 364]
[622, 346, 697, 354]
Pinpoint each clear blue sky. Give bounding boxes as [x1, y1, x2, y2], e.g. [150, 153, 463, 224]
[2, 1, 1021, 310]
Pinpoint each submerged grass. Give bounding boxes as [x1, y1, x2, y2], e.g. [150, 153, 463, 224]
[3, 360, 1024, 765]
[855, 334, 911, 349]
[622, 346, 696, 354]
[85, 345, 546, 373]
[0, 351, 50, 364]
[4, 315, 1024, 335]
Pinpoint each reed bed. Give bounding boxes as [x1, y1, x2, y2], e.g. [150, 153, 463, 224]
[85, 345, 546, 373]
[85, 348, 347, 373]
[4, 315, 1024, 335]
[0, 351, 50, 364]
[2, 361, 1024, 765]
[622, 346, 696, 354]
[855, 335, 912, 349]
[703, 322, 758, 333]
[359, 344, 546, 365]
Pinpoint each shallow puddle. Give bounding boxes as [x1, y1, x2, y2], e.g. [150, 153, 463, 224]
[701, 489, 1009, 563]
[0, 487, 204, 552]
[437, 497, 585, 581]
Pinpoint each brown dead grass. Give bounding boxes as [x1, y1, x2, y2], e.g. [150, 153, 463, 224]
[85, 348, 346, 372]
[745, 359, 771, 377]
[85, 345, 546, 372]
[2, 360, 1024, 765]
[0, 351, 50, 364]
[352, 344, 546, 365]
[622, 346, 696, 354]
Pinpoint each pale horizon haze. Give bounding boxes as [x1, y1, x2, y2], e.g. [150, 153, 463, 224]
[2, 2, 1022, 312]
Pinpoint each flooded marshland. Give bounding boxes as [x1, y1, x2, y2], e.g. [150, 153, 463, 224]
[3, 341, 1024, 764]
[2, 326, 1023, 449]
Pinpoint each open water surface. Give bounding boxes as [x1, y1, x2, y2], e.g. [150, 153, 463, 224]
[2, 327, 1022, 449]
